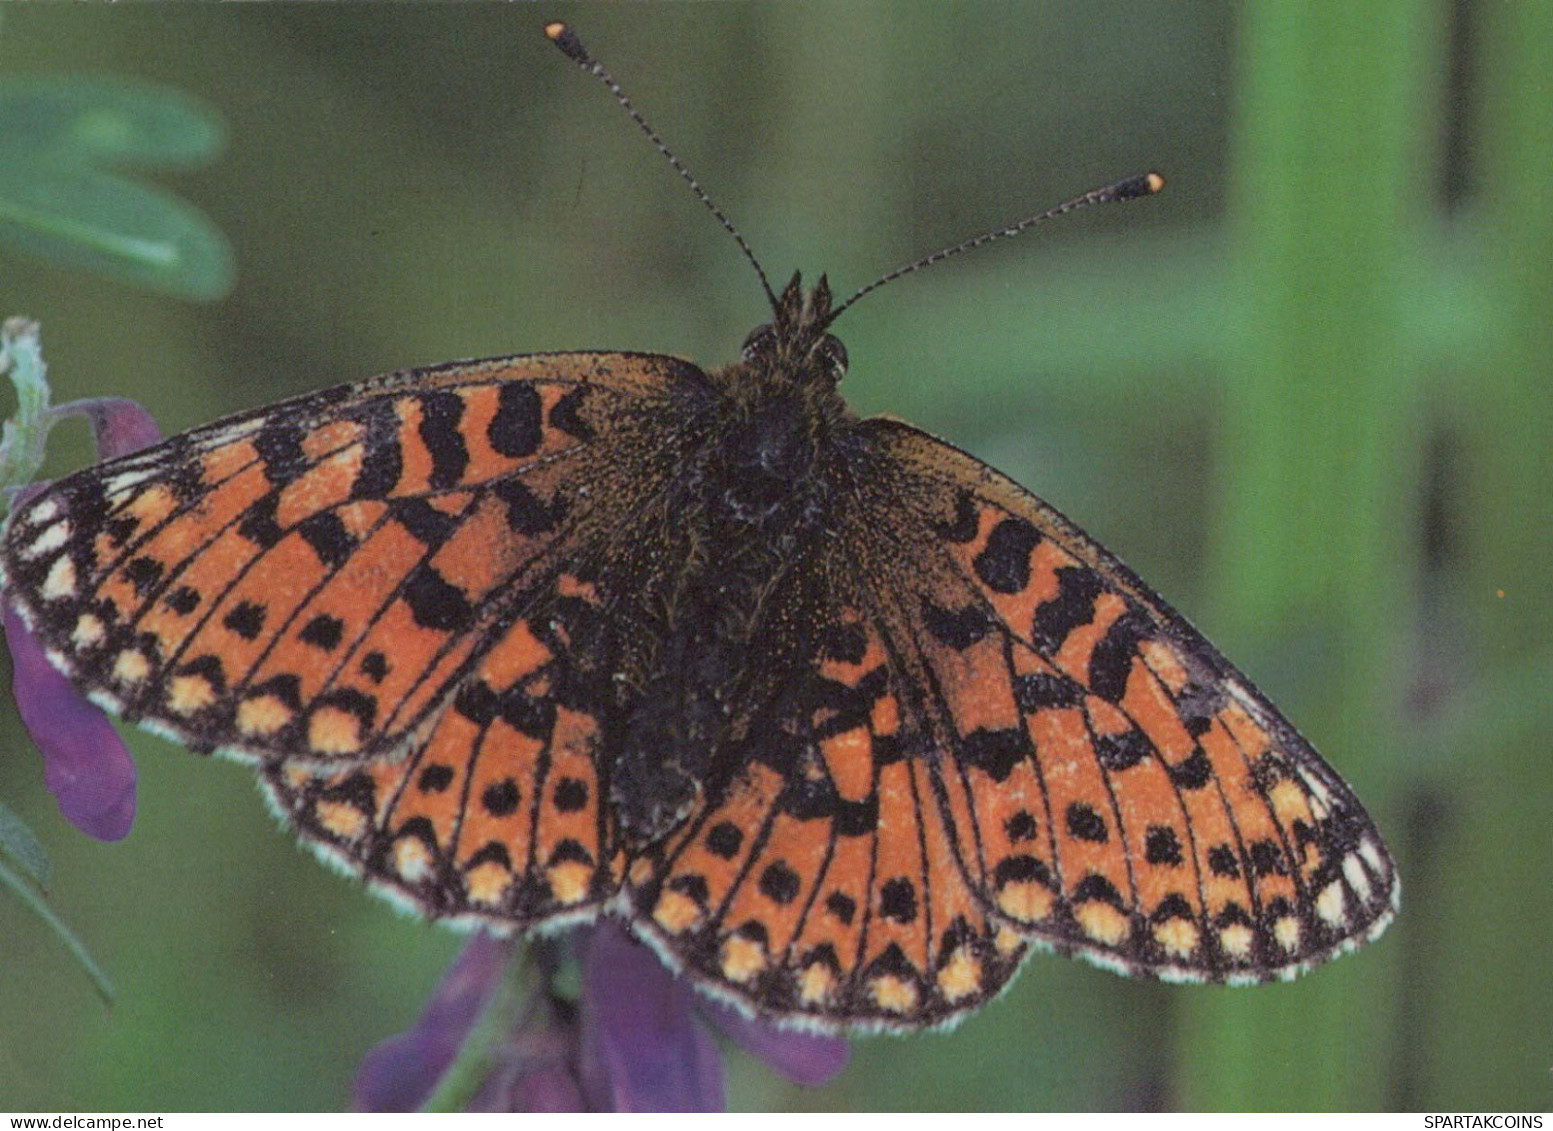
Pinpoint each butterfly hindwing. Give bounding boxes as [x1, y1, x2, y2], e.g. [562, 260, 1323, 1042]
[258, 581, 627, 929]
[2, 352, 704, 768]
[849, 419, 1399, 983]
[627, 600, 1028, 1032]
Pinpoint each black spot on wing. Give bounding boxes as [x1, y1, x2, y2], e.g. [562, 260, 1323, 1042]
[390, 498, 459, 549]
[922, 598, 995, 649]
[972, 517, 1042, 595]
[297, 511, 355, 570]
[401, 565, 474, 632]
[549, 387, 594, 441]
[417, 391, 470, 490]
[489, 383, 543, 458]
[1030, 566, 1103, 654]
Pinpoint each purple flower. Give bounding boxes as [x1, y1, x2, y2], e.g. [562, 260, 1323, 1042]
[354, 921, 850, 1113]
[3, 396, 160, 841]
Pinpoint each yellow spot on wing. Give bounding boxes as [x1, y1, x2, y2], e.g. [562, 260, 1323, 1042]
[464, 862, 512, 906]
[309, 706, 363, 755]
[798, 962, 835, 1005]
[652, 889, 702, 934]
[238, 694, 293, 737]
[869, 974, 918, 1014]
[42, 556, 77, 600]
[936, 948, 983, 1002]
[167, 674, 217, 716]
[997, 880, 1054, 923]
[1075, 901, 1129, 946]
[547, 860, 591, 905]
[393, 837, 432, 882]
[316, 800, 368, 842]
[1153, 918, 1199, 958]
[113, 649, 150, 685]
[1219, 923, 1254, 958]
[719, 935, 766, 983]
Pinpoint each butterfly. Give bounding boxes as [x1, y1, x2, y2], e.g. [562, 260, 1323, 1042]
[0, 23, 1396, 1033]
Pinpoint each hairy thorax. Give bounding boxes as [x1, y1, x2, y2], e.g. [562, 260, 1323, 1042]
[608, 357, 856, 843]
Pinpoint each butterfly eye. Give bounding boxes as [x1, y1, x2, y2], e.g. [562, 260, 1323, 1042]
[741, 324, 778, 363]
[815, 335, 848, 383]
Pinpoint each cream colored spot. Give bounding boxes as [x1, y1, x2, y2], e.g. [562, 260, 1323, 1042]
[936, 948, 983, 1003]
[719, 935, 766, 983]
[22, 520, 70, 560]
[113, 649, 150, 685]
[42, 556, 77, 600]
[167, 674, 217, 716]
[1342, 853, 1373, 902]
[1269, 779, 1309, 824]
[309, 706, 363, 755]
[465, 861, 512, 906]
[28, 496, 60, 524]
[1140, 638, 1188, 691]
[997, 880, 1054, 923]
[1316, 880, 1347, 925]
[238, 694, 293, 737]
[72, 614, 105, 648]
[994, 926, 1024, 956]
[1299, 767, 1335, 808]
[315, 800, 368, 842]
[547, 860, 592, 905]
[652, 890, 702, 934]
[1358, 838, 1386, 875]
[200, 419, 264, 448]
[394, 837, 432, 883]
[1076, 901, 1129, 947]
[104, 468, 153, 496]
[1274, 916, 1301, 953]
[869, 974, 919, 1014]
[1153, 918, 1199, 958]
[798, 962, 835, 1005]
[1219, 922, 1254, 958]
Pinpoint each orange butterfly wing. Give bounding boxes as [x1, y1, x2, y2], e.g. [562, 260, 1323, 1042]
[4, 351, 710, 930]
[627, 599, 1028, 1031]
[840, 419, 1399, 983]
[3, 352, 698, 767]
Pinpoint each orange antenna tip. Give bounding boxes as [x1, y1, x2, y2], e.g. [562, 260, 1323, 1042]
[544, 21, 587, 64]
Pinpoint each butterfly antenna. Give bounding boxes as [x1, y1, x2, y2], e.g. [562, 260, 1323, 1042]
[545, 22, 778, 311]
[827, 172, 1164, 325]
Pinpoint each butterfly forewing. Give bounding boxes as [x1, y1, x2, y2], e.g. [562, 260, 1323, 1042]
[2, 352, 703, 768]
[847, 420, 1399, 983]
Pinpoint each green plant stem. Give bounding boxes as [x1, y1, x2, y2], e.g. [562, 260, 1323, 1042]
[1177, 0, 1441, 1109]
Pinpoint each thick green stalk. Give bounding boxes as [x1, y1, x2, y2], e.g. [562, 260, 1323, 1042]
[1414, 0, 1553, 1108]
[1178, 0, 1441, 1109]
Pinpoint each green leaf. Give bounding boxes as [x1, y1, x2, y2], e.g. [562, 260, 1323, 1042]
[0, 854, 113, 1004]
[0, 78, 234, 300]
[0, 78, 225, 167]
[0, 798, 50, 890]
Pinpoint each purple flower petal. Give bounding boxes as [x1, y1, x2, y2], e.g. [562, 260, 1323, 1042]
[353, 933, 514, 1113]
[4, 601, 136, 841]
[55, 397, 162, 460]
[469, 1029, 587, 1115]
[698, 995, 850, 1087]
[579, 922, 725, 1112]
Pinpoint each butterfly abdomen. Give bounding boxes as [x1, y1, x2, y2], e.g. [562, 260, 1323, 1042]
[605, 373, 853, 844]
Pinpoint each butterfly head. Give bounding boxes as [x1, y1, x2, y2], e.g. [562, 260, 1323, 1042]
[740, 271, 849, 390]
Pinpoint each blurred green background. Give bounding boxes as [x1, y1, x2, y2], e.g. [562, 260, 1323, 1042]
[0, 0, 1547, 1113]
